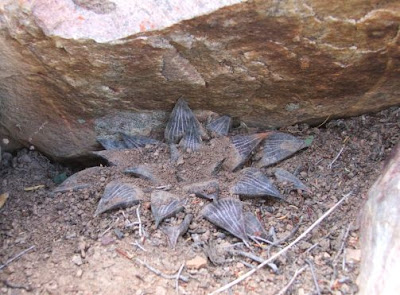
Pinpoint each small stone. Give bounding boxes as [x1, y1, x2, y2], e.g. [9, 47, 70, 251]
[186, 255, 207, 269]
[298, 241, 313, 251]
[100, 235, 114, 246]
[114, 228, 124, 239]
[345, 248, 361, 262]
[76, 269, 83, 277]
[72, 254, 83, 266]
[155, 286, 167, 295]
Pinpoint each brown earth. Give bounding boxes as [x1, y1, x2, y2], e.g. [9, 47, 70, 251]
[0, 107, 399, 295]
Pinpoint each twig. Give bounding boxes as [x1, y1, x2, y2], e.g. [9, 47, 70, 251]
[316, 115, 331, 128]
[176, 263, 185, 294]
[0, 246, 35, 271]
[2, 280, 32, 291]
[306, 259, 321, 295]
[239, 260, 255, 269]
[328, 146, 345, 169]
[229, 250, 278, 272]
[272, 217, 303, 247]
[208, 192, 352, 295]
[250, 236, 273, 245]
[132, 240, 147, 252]
[276, 265, 308, 295]
[268, 217, 303, 256]
[135, 258, 189, 282]
[136, 205, 143, 237]
[333, 223, 351, 263]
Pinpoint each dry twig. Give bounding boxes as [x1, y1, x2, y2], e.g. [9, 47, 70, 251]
[306, 259, 321, 295]
[176, 263, 185, 294]
[208, 192, 352, 295]
[328, 146, 345, 169]
[276, 265, 308, 295]
[136, 204, 143, 237]
[132, 240, 147, 252]
[0, 246, 35, 271]
[136, 258, 189, 282]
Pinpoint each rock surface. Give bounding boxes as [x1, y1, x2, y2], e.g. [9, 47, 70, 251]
[0, 0, 399, 160]
[358, 144, 400, 295]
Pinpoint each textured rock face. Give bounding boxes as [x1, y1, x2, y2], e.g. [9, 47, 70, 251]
[358, 144, 400, 295]
[0, 0, 399, 160]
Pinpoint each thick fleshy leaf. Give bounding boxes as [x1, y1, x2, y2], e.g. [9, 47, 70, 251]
[259, 132, 308, 167]
[124, 166, 157, 183]
[95, 181, 143, 216]
[184, 179, 219, 202]
[274, 168, 310, 192]
[201, 198, 249, 243]
[244, 212, 269, 240]
[179, 125, 202, 151]
[151, 191, 185, 228]
[53, 167, 104, 193]
[207, 115, 232, 137]
[231, 168, 282, 200]
[161, 214, 193, 248]
[97, 136, 127, 150]
[164, 98, 201, 144]
[121, 133, 159, 149]
[228, 133, 269, 171]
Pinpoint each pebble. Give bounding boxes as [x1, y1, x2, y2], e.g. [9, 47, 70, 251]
[76, 269, 83, 277]
[155, 286, 167, 295]
[72, 254, 83, 266]
[186, 255, 207, 269]
[345, 248, 361, 262]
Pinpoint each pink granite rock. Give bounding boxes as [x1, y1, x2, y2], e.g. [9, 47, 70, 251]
[358, 144, 400, 295]
[0, 0, 399, 159]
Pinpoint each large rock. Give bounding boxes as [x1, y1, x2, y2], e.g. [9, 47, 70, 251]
[0, 0, 399, 160]
[358, 144, 400, 294]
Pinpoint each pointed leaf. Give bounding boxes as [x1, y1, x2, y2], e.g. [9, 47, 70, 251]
[231, 168, 282, 200]
[207, 115, 232, 137]
[274, 168, 310, 192]
[95, 181, 143, 216]
[124, 165, 157, 183]
[161, 214, 193, 248]
[244, 212, 269, 240]
[259, 132, 308, 167]
[180, 125, 202, 151]
[164, 98, 200, 144]
[151, 191, 185, 228]
[201, 198, 249, 243]
[97, 136, 127, 150]
[229, 133, 269, 171]
[121, 133, 159, 149]
[53, 167, 104, 193]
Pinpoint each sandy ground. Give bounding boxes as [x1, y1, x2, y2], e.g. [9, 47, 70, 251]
[0, 106, 399, 295]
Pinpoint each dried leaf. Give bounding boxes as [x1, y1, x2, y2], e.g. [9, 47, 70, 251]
[0, 192, 9, 209]
[24, 185, 45, 192]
